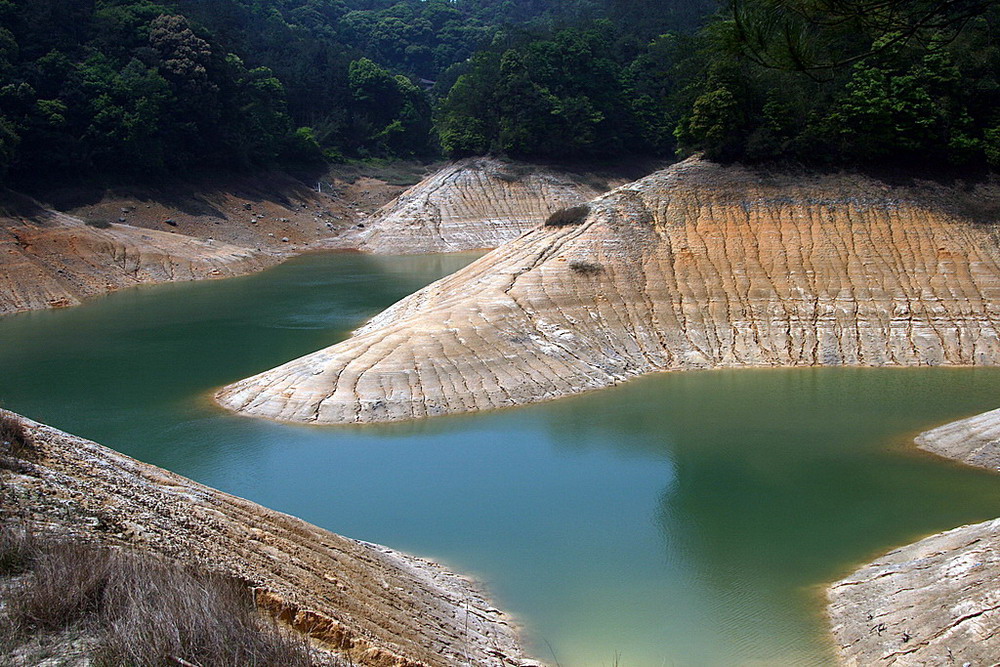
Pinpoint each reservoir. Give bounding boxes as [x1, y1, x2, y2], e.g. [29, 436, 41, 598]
[2, 252, 1000, 665]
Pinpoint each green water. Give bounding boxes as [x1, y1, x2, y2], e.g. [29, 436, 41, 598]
[3, 253, 1000, 666]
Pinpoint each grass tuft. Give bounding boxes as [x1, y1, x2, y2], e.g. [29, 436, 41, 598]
[0, 522, 37, 576]
[1, 532, 313, 666]
[0, 411, 37, 462]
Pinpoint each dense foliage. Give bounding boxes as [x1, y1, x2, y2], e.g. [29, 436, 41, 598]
[0, 0, 716, 183]
[676, 0, 1000, 168]
[0, 0, 996, 183]
[439, 0, 1000, 169]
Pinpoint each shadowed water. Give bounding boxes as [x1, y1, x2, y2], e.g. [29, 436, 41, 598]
[2, 252, 1000, 666]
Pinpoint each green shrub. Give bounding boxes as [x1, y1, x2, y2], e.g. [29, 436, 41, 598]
[545, 204, 590, 227]
[569, 260, 603, 275]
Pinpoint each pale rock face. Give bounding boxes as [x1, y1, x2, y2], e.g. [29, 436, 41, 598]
[218, 158, 1000, 424]
[828, 518, 1000, 666]
[3, 412, 531, 667]
[827, 373, 1000, 664]
[915, 406, 1000, 472]
[358, 157, 604, 253]
[0, 209, 273, 314]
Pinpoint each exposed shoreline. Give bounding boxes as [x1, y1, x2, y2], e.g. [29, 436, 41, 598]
[826, 411, 1000, 665]
[0, 158, 607, 317]
[0, 411, 535, 666]
[7, 157, 1000, 665]
[217, 157, 1000, 425]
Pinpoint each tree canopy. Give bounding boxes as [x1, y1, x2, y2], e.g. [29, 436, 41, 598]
[1, 0, 996, 184]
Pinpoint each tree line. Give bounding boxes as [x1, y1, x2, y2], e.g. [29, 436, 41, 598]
[439, 0, 1000, 169]
[1, 0, 997, 185]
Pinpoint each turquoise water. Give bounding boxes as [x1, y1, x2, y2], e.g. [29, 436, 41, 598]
[2, 252, 1000, 665]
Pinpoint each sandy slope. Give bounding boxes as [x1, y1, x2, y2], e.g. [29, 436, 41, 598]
[356, 157, 607, 253]
[219, 157, 1000, 424]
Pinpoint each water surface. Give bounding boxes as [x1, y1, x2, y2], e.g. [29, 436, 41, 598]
[2, 253, 1000, 666]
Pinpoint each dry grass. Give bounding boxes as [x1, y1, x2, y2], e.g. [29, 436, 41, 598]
[1, 528, 313, 666]
[0, 523, 36, 576]
[0, 411, 36, 461]
[545, 204, 590, 227]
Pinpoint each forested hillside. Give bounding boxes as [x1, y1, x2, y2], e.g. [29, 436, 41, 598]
[1, 0, 997, 186]
[439, 0, 1000, 168]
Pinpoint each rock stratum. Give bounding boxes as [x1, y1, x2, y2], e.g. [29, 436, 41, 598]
[0, 411, 531, 667]
[828, 516, 1000, 665]
[828, 402, 1000, 664]
[218, 157, 1000, 424]
[0, 205, 273, 314]
[356, 157, 605, 253]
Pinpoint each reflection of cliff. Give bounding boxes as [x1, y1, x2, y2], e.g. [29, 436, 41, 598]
[1, 411, 530, 666]
[220, 157, 1000, 424]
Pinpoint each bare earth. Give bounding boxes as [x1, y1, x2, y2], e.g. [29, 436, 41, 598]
[0, 411, 534, 667]
[0, 159, 608, 316]
[217, 157, 1000, 424]
[0, 173, 360, 316]
[356, 157, 609, 253]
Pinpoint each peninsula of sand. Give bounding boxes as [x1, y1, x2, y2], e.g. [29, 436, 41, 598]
[217, 157, 1000, 424]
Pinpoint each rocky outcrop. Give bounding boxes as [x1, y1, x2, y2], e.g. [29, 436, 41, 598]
[356, 157, 605, 253]
[826, 407, 1000, 665]
[828, 517, 1000, 666]
[0, 207, 274, 315]
[0, 411, 531, 667]
[915, 407, 1000, 472]
[0, 167, 416, 317]
[218, 157, 1000, 424]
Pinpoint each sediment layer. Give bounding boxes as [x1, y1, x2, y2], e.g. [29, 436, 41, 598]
[0, 207, 274, 314]
[828, 516, 1000, 665]
[0, 411, 530, 667]
[915, 406, 1000, 472]
[357, 157, 604, 253]
[218, 157, 1000, 424]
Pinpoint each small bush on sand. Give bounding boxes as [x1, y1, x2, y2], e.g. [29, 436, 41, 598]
[544, 204, 590, 227]
[569, 260, 603, 275]
[0, 411, 36, 461]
